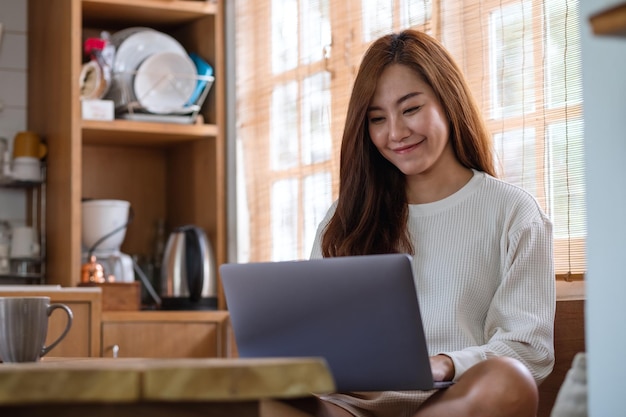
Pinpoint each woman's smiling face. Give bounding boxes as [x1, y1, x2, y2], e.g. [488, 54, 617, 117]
[367, 64, 458, 179]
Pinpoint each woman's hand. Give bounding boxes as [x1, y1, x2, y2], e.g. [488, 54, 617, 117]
[430, 354, 455, 382]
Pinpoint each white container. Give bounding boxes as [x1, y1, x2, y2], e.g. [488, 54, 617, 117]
[81, 99, 114, 121]
[11, 157, 41, 181]
[81, 199, 130, 251]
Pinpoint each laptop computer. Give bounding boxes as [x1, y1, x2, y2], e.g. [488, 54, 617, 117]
[220, 253, 454, 392]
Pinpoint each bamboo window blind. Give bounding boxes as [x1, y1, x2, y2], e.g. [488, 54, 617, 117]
[234, 0, 585, 280]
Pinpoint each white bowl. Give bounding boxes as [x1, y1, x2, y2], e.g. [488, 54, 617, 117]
[133, 51, 197, 114]
[82, 199, 130, 251]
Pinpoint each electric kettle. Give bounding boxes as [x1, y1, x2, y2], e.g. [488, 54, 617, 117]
[160, 225, 217, 310]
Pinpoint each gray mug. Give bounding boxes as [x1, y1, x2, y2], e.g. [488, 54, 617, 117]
[0, 296, 73, 363]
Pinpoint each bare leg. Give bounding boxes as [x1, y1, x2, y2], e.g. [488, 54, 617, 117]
[296, 357, 537, 417]
[414, 356, 539, 417]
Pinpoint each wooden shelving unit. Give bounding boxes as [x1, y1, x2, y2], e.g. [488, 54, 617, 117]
[28, 0, 227, 309]
[590, 3, 626, 36]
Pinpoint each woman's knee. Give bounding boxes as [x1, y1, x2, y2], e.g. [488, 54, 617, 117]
[461, 356, 539, 417]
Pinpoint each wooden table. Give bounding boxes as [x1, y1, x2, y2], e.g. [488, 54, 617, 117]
[0, 357, 336, 416]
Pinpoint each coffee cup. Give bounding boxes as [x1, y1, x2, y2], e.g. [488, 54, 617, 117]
[12, 131, 47, 159]
[0, 296, 73, 363]
[11, 156, 41, 182]
[10, 226, 40, 259]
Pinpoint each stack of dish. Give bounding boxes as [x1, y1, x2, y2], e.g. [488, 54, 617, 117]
[105, 27, 200, 116]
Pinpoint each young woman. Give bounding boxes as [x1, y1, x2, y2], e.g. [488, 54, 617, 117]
[308, 29, 555, 417]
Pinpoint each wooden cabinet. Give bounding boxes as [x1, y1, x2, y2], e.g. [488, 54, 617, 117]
[537, 297, 586, 417]
[27, 0, 227, 309]
[0, 289, 233, 359]
[0, 288, 102, 357]
[101, 311, 231, 358]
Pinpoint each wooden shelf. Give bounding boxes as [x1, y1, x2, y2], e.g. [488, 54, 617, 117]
[590, 3, 626, 37]
[82, 119, 218, 146]
[82, 0, 216, 28]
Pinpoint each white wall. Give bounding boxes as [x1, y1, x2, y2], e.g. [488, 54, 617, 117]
[0, 0, 27, 225]
[581, 0, 626, 416]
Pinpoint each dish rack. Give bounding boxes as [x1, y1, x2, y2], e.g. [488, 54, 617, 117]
[110, 71, 215, 125]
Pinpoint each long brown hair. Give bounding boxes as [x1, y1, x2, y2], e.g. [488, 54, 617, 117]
[321, 29, 495, 258]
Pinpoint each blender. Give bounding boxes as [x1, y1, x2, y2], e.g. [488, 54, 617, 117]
[81, 199, 134, 283]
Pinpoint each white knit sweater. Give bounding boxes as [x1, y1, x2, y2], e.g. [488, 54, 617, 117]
[309, 170, 556, 417]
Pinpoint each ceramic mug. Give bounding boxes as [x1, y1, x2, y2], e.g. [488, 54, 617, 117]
[12, 131, 47, 159]
[11, 156, 41, 182]
[0, 296, 73, 363]
[10, 226, 40, 259]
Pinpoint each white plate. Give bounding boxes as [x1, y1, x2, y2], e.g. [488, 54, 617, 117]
[133, 51, 196, 114]
[107, 30, 188, 109]
[110, 26, 153, 48]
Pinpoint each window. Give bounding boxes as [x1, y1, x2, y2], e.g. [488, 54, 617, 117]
[235, 0, 585, 279]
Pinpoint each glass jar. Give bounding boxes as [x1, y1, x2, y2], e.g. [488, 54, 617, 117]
[0, 221, 10, 274]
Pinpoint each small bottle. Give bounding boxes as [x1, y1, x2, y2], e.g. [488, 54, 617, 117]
[80, 255, 105, 284]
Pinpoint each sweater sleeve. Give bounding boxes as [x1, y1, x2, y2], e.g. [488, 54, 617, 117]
[443, 216, 556, 385]
[309, 201, 337, 260]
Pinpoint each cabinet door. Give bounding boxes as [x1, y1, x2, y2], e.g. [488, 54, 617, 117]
[102, 321, 219, 358]
[46, 301, 91, 357]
